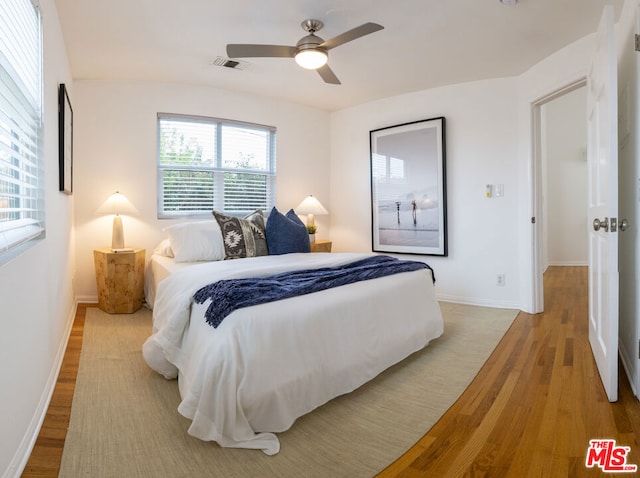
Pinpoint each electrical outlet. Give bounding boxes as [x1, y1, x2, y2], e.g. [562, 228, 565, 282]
[496, 274, 505, 286]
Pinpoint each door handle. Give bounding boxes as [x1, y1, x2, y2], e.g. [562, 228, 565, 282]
[593, 217, 609, 232]
[620, 219, 629, 231]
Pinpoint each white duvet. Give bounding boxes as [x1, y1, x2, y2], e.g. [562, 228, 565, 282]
[142, 252, 443, 455]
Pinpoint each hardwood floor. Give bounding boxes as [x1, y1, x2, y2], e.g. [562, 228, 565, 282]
[379, 266, 640, 477]
[22, 267, 640, 477]
[21, 304, 87, 478]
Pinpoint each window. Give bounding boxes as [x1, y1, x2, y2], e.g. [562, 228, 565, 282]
[0, 0, 44, 261]
[157, 113, 276, 218]
[371, 152, 407, 202]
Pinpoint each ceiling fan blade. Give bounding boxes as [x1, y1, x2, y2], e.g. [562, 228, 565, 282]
[226, 44, 296, 58]
[317, 64, 341, 85]
[319, 22, 384, 50]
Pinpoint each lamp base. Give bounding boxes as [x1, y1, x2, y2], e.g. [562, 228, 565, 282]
[112, 215, 125, 250]
[306, 214, 316, 228]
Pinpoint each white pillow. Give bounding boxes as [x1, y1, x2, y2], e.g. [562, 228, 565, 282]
[163, 221, 224, 263]
[153, 238, 174, 257]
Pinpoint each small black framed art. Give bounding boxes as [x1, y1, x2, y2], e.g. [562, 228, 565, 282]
[58, 83, 73, 195]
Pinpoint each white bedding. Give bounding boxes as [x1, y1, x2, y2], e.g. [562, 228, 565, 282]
[143, 254, 190, 308]
[142, 252, 444, 455]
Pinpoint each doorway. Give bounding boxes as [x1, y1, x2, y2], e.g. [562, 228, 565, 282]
[532, 80, 587, 310]
[541, 86, 588, 272]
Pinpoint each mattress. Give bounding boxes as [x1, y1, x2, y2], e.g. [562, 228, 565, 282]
[144, 254, 192, 308]
[142, 252, 444, 454]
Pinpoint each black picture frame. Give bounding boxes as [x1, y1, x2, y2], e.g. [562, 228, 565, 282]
[58, 83, 73, 194]
[370, 117, 447, 256]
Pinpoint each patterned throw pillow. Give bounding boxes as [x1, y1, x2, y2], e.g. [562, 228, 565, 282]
[243, 210, 269, 256]
[212, 210, 268, 260]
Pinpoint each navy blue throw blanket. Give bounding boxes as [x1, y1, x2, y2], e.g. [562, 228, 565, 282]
[194, 255, 434, 328]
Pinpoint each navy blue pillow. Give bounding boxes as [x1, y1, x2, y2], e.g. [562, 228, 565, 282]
[285, 209, 305, 226]
[265, 207, 311, 254]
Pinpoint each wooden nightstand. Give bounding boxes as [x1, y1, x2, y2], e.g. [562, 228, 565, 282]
[94, 248, 145, 314]
[310, 240, 332, 253]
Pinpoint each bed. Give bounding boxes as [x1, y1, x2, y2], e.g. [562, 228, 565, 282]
[142, 210, 444, 455]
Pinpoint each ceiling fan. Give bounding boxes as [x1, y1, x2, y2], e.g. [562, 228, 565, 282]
[226, 20, 384, 85]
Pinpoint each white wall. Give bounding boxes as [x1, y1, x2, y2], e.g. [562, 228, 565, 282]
[543, 87, 588, 267]
[0, 2, 76, 476]
[330, 78, 521, 308]
[329, 31, 601, 313]
[72, 81, 331, 300]
[330, 31, 608, 312]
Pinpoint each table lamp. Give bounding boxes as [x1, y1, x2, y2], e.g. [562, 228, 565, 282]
[96, 191, 138, 250]
[295, 195, 328, 233]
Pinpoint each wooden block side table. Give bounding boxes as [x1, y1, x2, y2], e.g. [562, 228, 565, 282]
[94, 248, 145, 314]
[310, 240, 332, 253]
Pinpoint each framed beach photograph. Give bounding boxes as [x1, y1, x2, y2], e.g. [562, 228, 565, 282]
[58, 83, 73, 194]
[370, 117, 447, 256]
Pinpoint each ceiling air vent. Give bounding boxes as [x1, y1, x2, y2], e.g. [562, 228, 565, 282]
[212, 56, 251, 70]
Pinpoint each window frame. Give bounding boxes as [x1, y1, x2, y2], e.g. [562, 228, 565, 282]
[0, 0, 45, 265]
[157, 113, 276, 219]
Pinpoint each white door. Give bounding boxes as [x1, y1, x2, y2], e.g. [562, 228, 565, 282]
[634, 1, 640, 400]
[587, 5, 619, 403]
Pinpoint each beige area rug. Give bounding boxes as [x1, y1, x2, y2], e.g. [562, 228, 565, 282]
[59, 302, 518, 478]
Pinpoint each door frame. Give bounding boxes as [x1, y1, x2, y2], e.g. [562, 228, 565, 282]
[531, 78, 588, 313]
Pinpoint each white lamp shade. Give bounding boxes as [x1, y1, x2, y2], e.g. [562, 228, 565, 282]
[295, 195, 328, 216]
[295, 195, 328, 229]
[96, 191, 138, 216]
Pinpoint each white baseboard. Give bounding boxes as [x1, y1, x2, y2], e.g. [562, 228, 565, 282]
[547, 261, 588, 267]
[435, 293, 521, 311]
[619, 343, 639, 399]
[75, 295, 98, 304]
[5, 300, 78, 478]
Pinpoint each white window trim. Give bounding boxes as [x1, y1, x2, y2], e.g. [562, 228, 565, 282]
[157, 113, 276, 219]
[0, 0, 45, 266]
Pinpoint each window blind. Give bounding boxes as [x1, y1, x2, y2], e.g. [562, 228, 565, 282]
[158, 114, 276, 218]
[0, 0, 44, 259]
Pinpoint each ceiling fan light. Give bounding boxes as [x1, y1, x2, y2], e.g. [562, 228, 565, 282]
[295, 49, 328, 70]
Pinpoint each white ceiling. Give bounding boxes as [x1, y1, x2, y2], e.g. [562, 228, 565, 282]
[54, 0, 624, 112]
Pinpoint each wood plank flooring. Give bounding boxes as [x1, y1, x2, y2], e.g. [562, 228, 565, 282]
[379, 266, 640, 477]
[21, 303, 86, 477]
[21, 267, 640, 477]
